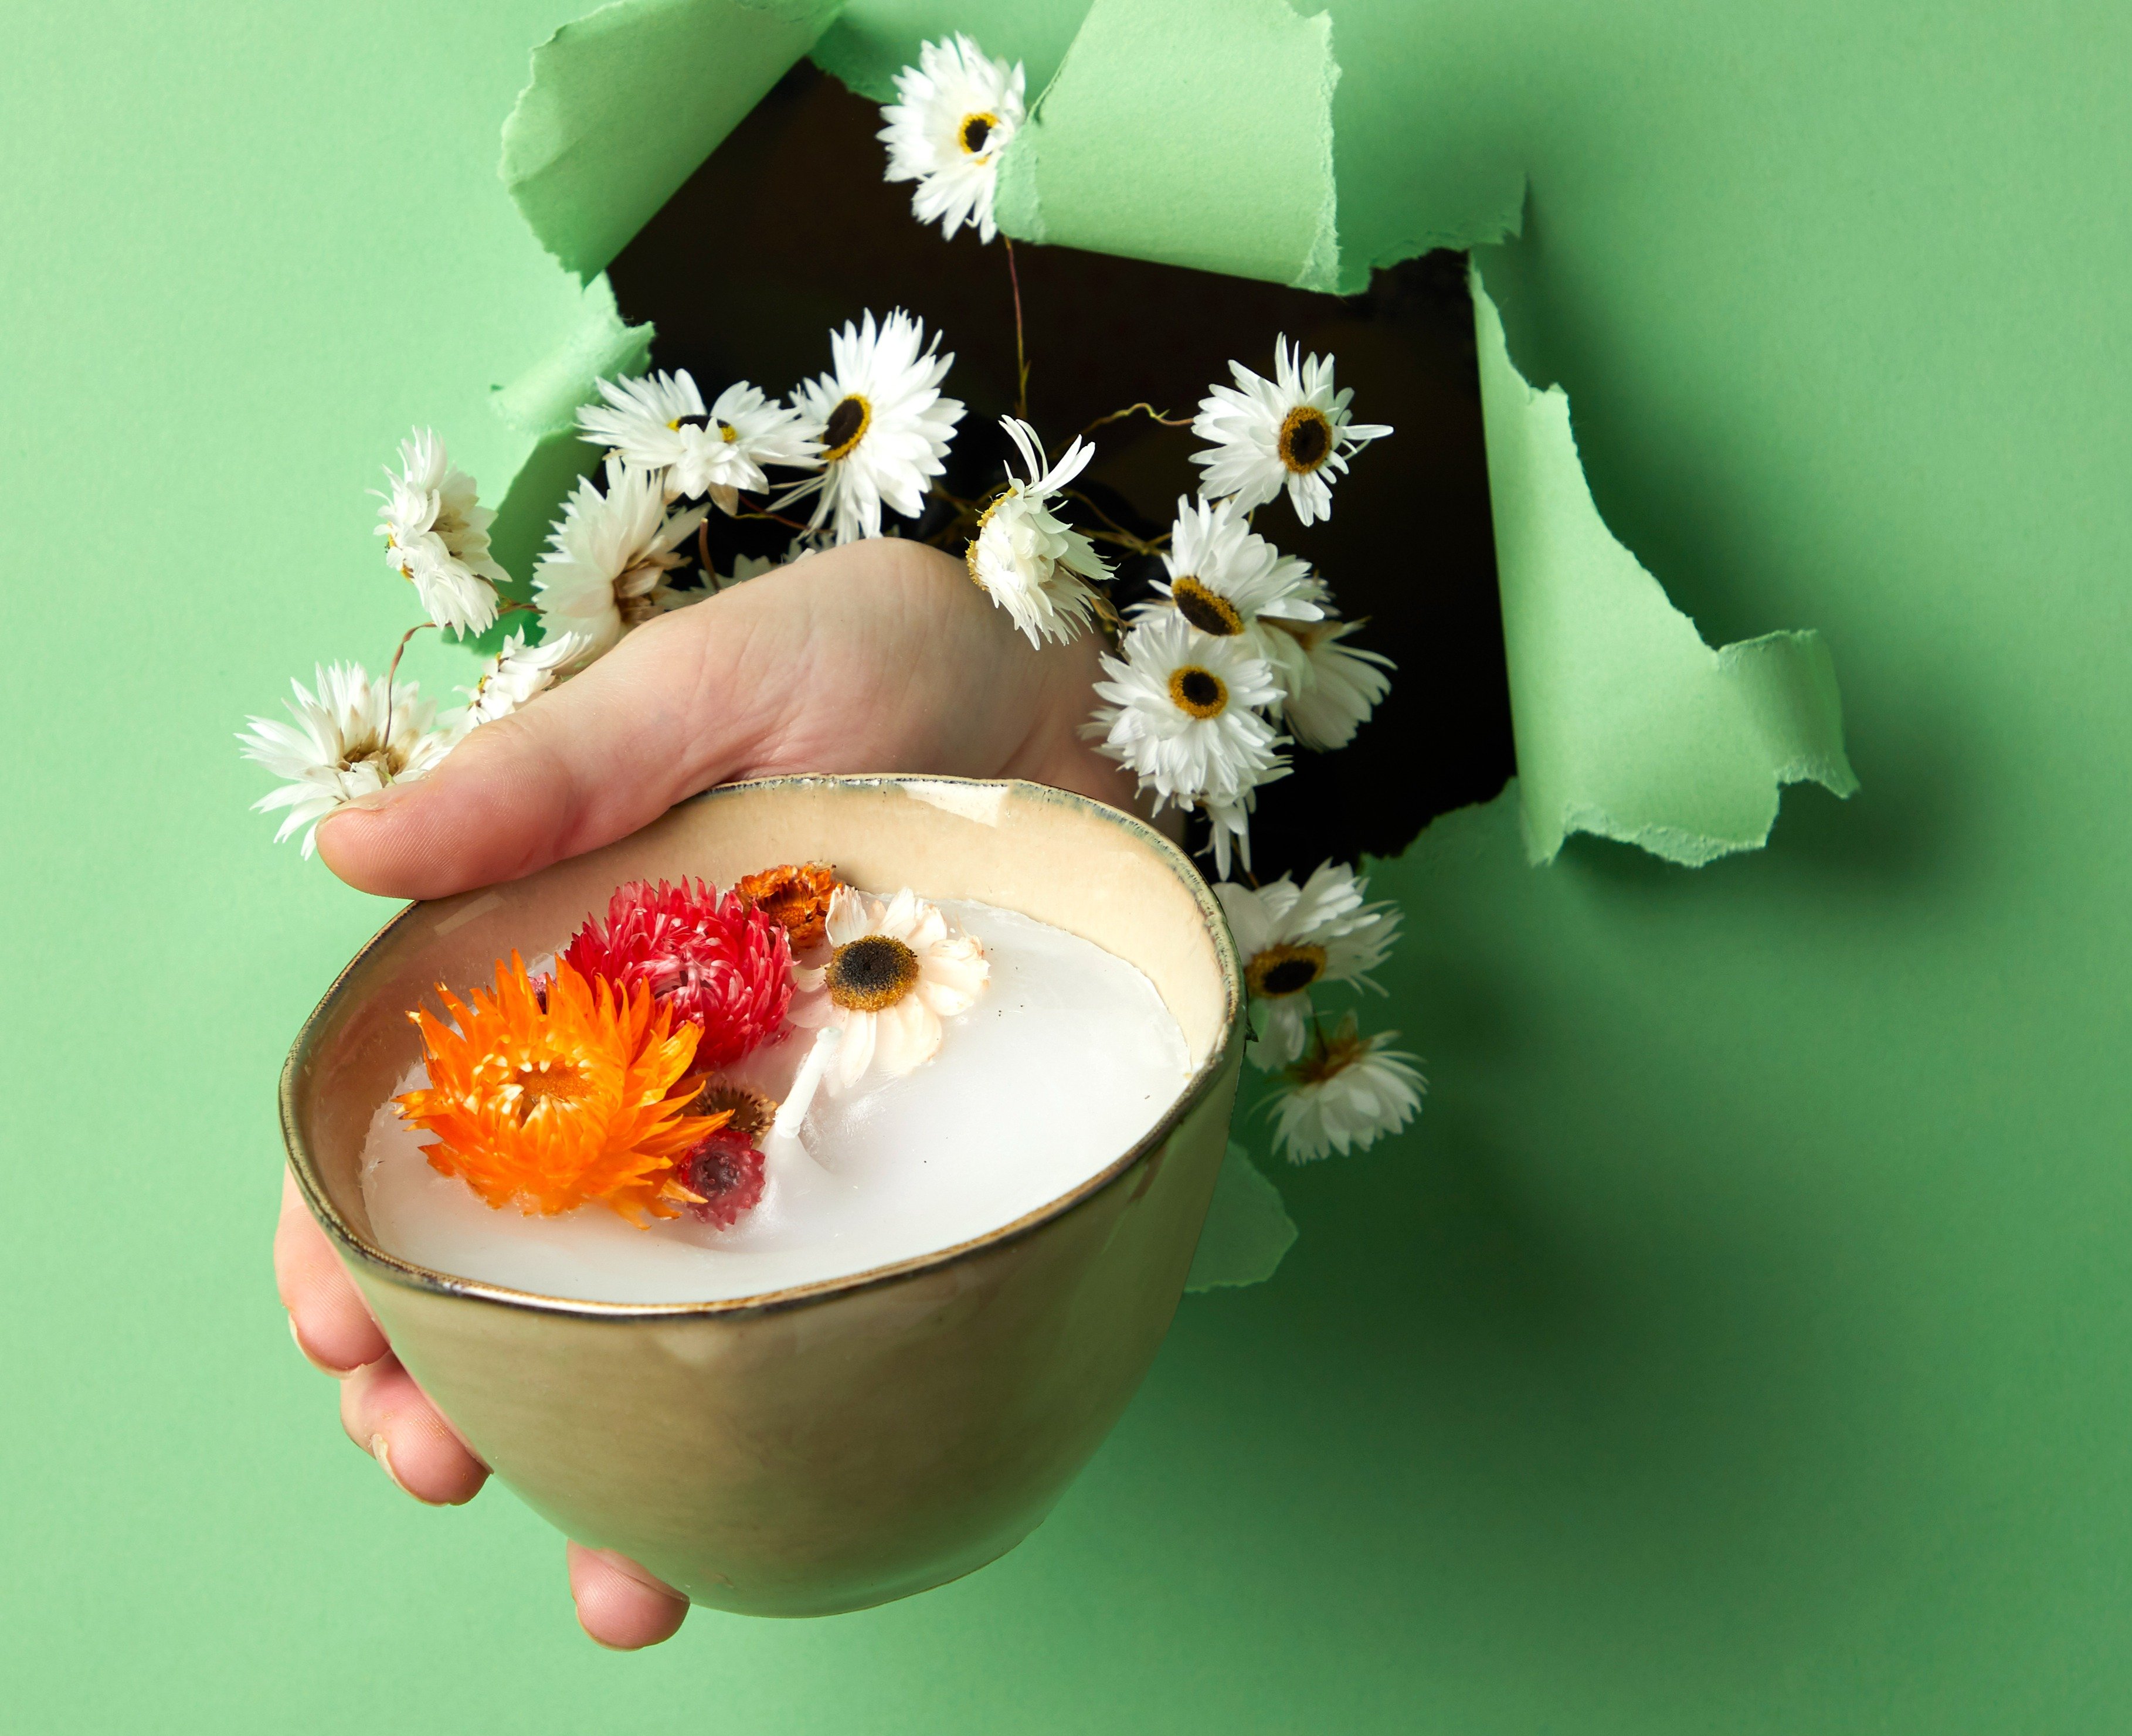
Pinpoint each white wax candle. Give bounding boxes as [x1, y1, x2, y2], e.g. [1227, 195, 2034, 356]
[359, 899, 1197, 1303]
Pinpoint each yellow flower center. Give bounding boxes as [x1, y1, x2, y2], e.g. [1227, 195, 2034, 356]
[1288, 1025, 1371, 1088]
[821, 394, 872, 463]
[827, 933, 920, 1011]
[1168, 665, 1228, 719]
[1247, 943, 1327, 1000]
[501, 1058, 593, 1122]
[1277, 405, 1333, 474]
[340, 732, 413, 780]
[962, 488, 1014, 588]
[959, 111, 999, 155]
[669, 413, 738, 443]
[1171, 576, 1244, 636]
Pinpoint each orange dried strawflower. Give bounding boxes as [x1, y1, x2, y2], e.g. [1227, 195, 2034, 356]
[735, 861, 838, 952]
[395, 953, 726, 1224]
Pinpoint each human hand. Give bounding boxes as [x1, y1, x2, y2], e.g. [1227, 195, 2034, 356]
[276, 537, 1146, 1646]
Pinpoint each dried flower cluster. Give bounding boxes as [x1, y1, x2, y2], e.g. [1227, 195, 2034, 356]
[395, 869, 989, 1225]
[250, 31, 1420, 1170]
[1216, 864, 1423, 1164]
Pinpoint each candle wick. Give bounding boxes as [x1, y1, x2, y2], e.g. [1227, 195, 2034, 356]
[772, 1025, 843, 1142]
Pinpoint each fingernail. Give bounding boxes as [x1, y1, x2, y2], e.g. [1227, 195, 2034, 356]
[288, 1313, 352, 1376]
[592, 1548, 685, 1599]
[371, 1433, 424, 1502]
[371, 1431, 466, 1507]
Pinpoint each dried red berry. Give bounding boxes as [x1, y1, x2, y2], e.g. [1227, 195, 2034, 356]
[676, 1127, 767, 1229]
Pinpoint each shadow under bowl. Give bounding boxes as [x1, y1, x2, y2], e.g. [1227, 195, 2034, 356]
[281, 775, 1245, 1617]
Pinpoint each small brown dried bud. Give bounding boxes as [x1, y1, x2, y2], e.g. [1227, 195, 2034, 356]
[736, 861, 838, 952]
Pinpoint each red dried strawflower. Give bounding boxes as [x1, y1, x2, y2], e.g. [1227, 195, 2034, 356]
[676, 1127, 767, 1229]
[562, 878, 793, 1071]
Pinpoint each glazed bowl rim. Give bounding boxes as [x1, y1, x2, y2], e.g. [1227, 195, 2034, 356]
[281, 773, 1245, 1321]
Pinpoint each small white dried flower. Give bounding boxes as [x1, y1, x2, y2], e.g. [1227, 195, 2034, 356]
[374, 430, 507, 637]
[878, 35, 1027, 243]
[966, 417, 1111, 646]
[1190, 338, 1393, 526]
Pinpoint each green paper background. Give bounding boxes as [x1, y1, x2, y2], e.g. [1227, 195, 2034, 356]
[6, 2, 2132, 1733]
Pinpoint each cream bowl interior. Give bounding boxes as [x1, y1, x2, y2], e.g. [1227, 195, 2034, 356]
[282, 776, 1244, 1615]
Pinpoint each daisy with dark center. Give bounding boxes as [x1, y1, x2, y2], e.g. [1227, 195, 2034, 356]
[395, 954, 721, 1222]
[1267, 614, 1396, 750]
[1267, 1012, 1424, 1164]
[576, 369, 816, 513]
[965, 416, 1111, 646]
[736, 861, 840, 953]
[562, 878, 794, 1072]
[1190, 337, 1394, 526]
[1216, 862, 1403, 1066]
[782, 310, 965, 545]
[1084, 612, 1289, 875]
[374, 429, 508, 637]
[1133, 494, 1325, 670]
[878, 34, 1027, 244]
[531, 458, 708, 660]
[791, 886, 990, 1091]
[238, 662, 454, 855]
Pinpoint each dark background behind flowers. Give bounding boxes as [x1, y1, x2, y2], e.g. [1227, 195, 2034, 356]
[608, 66, 1516, 879]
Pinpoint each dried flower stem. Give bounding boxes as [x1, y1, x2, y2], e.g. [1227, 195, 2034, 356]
[379, 620, 438, 753]
[1003, 235, 1030, 419]
[1061, 488, 1169, 555]
[1067, 403, 1194, 453]
[735, 504, 817, 536]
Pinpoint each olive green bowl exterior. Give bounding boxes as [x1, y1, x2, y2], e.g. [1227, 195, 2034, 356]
[281, 776, 1245, 1618]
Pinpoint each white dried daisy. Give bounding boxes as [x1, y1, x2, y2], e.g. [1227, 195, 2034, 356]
[879, 35, 1027, 243]
[1270, 616, 1394, 750]
[1085, 611, 1287, 821]
[1216, 862, 1402, 1068]
[1202, 793, 1264, 884]
[456, 629, 585, 729]
[237, 663, 454, 857]
[576, 370, 816, 513]
[1134, 494, 1325, 668]
[531, 459, 708, 661]
[374, 429, 507, 637]
[1267, 1013, 1424, 1164]
[1190, 338, 1394, 526]
[781, 310, 965, 545]
[965, 417, 1111, 646]
[790, 886, 990, 1092]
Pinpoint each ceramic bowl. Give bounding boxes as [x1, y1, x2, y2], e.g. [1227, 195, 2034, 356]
[281, 775, 1245, 1617]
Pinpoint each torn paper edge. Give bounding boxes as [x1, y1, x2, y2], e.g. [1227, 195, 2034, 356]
[1184, 1142, 1298, 1293]
[493, 274, 653, 441]
[1472, 260, 1857, 866]
[992, 0, 1342, 294]
[486, 0, 824, 578]
[500, 0, 839, 281]
[478, 0, 1853, 879]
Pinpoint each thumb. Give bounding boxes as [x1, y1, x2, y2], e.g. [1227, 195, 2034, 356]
[317, 603, 777, 899]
